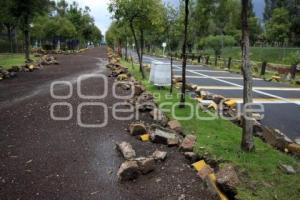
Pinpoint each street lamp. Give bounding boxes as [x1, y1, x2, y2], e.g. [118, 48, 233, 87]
[162, 42, 167, 57]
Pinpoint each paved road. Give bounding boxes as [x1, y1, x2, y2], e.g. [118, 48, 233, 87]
[0, 48, 213, 199]
[133, 53, 300, 141]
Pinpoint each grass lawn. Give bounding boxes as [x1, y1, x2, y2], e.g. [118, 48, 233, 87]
[0, 53, 36, 69]
[122, 59, 300, 200]
[203, 47, 300, 65]
[151, 47, 300, 65]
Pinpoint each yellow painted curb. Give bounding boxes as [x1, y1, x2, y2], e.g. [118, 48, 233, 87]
[208, 174, 228, 200]
[272, 76, 281, 81]
[287, 143, 300, 155]
[224, 99, 237, 108]
[192, 160, 207, 171]
[140, 134, 150, 142]
[192, 160, 228, 200]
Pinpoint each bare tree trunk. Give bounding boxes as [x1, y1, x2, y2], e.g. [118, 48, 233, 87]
[170, 55, 173, 94]
[214, 53, 218, 66]
[179, 0, 189, 108]
[241, 0, 254, 152]
[13, 27, 18, 53]
[125, 37, 128, 61]
[140, 28, 145, 73]
[6, 24, 13, 53]
[129, 21, 145, 79]
[24, 15, 30, 61]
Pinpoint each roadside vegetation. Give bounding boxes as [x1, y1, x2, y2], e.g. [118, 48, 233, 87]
[122, 59, 300, 200]
[107, 0, 300, 86]
[0, 54, 37, 69]
[0, 0, 102, 60]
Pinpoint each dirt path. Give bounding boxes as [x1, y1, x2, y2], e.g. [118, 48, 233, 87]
[0, 47, 213, 200]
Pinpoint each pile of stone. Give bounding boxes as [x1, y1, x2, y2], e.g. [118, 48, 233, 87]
[107, 49, 239, 199]
[116, 141, 167, 181]
[0, 54, 60, 81]
[0, 67, 17, 80]
[106, 51, 129, 81]
[41, 55, 59, 65]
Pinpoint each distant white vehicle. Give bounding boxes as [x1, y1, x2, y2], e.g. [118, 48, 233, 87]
[149, 61, 171, 86]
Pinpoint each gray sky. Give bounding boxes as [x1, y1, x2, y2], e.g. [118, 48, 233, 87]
[66, 0, 264, 35]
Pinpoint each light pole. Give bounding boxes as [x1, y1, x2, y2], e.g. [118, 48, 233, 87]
[162, 42, 167, 57]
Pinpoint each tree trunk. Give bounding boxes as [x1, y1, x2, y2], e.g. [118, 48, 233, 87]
[24, 29, 30, 60]
[179, 0, 189, 108]
[13, 27, 18, 53]
[129, 21, 145, 79]
[23, 15, 31, 61]
[241, 0, 254, 152]
[227, 57, 232, 69]
[214, 54, 218, 66]
[140, 28, 144, 73]
[170, 54, 173, 94]
[6, 24, 13, 53]
[125, 37, 128, 61]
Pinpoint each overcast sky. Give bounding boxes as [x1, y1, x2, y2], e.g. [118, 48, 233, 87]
[66, 0, 264, 35]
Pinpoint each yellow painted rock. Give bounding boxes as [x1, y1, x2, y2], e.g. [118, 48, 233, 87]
[287, 143, 300, 155]
[224, 99, 237, 108]
[192, 160, 207, 172]
[272, 76, 281, 81]
[140, 134, 150, 142]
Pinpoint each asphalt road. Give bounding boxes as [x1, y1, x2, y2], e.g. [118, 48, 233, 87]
[134, 53, 300, 141]
[0, 47, 213, 200]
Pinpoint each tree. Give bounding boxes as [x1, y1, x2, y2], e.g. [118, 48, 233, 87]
[109, 0, 165, 79]
[266, 8, 291, 46]
[106, 21, 130, 57]
[179, 0, 189, 108]
[264, 0, 300, 45]
[0, 0, 18, 53]
[241, 0, 254, 152]
[203, 35, 235, 65]
[10, 0, 52, 60]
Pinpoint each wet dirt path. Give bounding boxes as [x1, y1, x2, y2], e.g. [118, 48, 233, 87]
[0, 47, 213, 200]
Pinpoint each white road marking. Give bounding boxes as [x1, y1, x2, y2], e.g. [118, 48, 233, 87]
[191, 86, 300, 91]
[174, 69, 229, 73]
[231, 98, 300, 104]
[174, 75, 262, 80]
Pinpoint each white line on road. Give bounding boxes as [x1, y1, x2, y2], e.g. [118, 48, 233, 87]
[173, 69, 229, 73]
[174, 75, 262, 80]
[192, 86, 300, 91]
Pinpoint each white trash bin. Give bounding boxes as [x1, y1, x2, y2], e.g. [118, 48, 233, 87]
[149, 61, 171, 86]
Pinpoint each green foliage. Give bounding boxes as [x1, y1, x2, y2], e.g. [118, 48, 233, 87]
[203, 46, 300, 65]
[264, 0, 300, 45]
[266, 8, 291, 45]
[10, 0, 51, 31]
[105, 21, 130, 48]
[202, 35, 235, 56]
[284, 51, 300, 65]
[66, 2, 102, 44]
[1, 0, 102, 52]
[0, 53, 36, 68]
